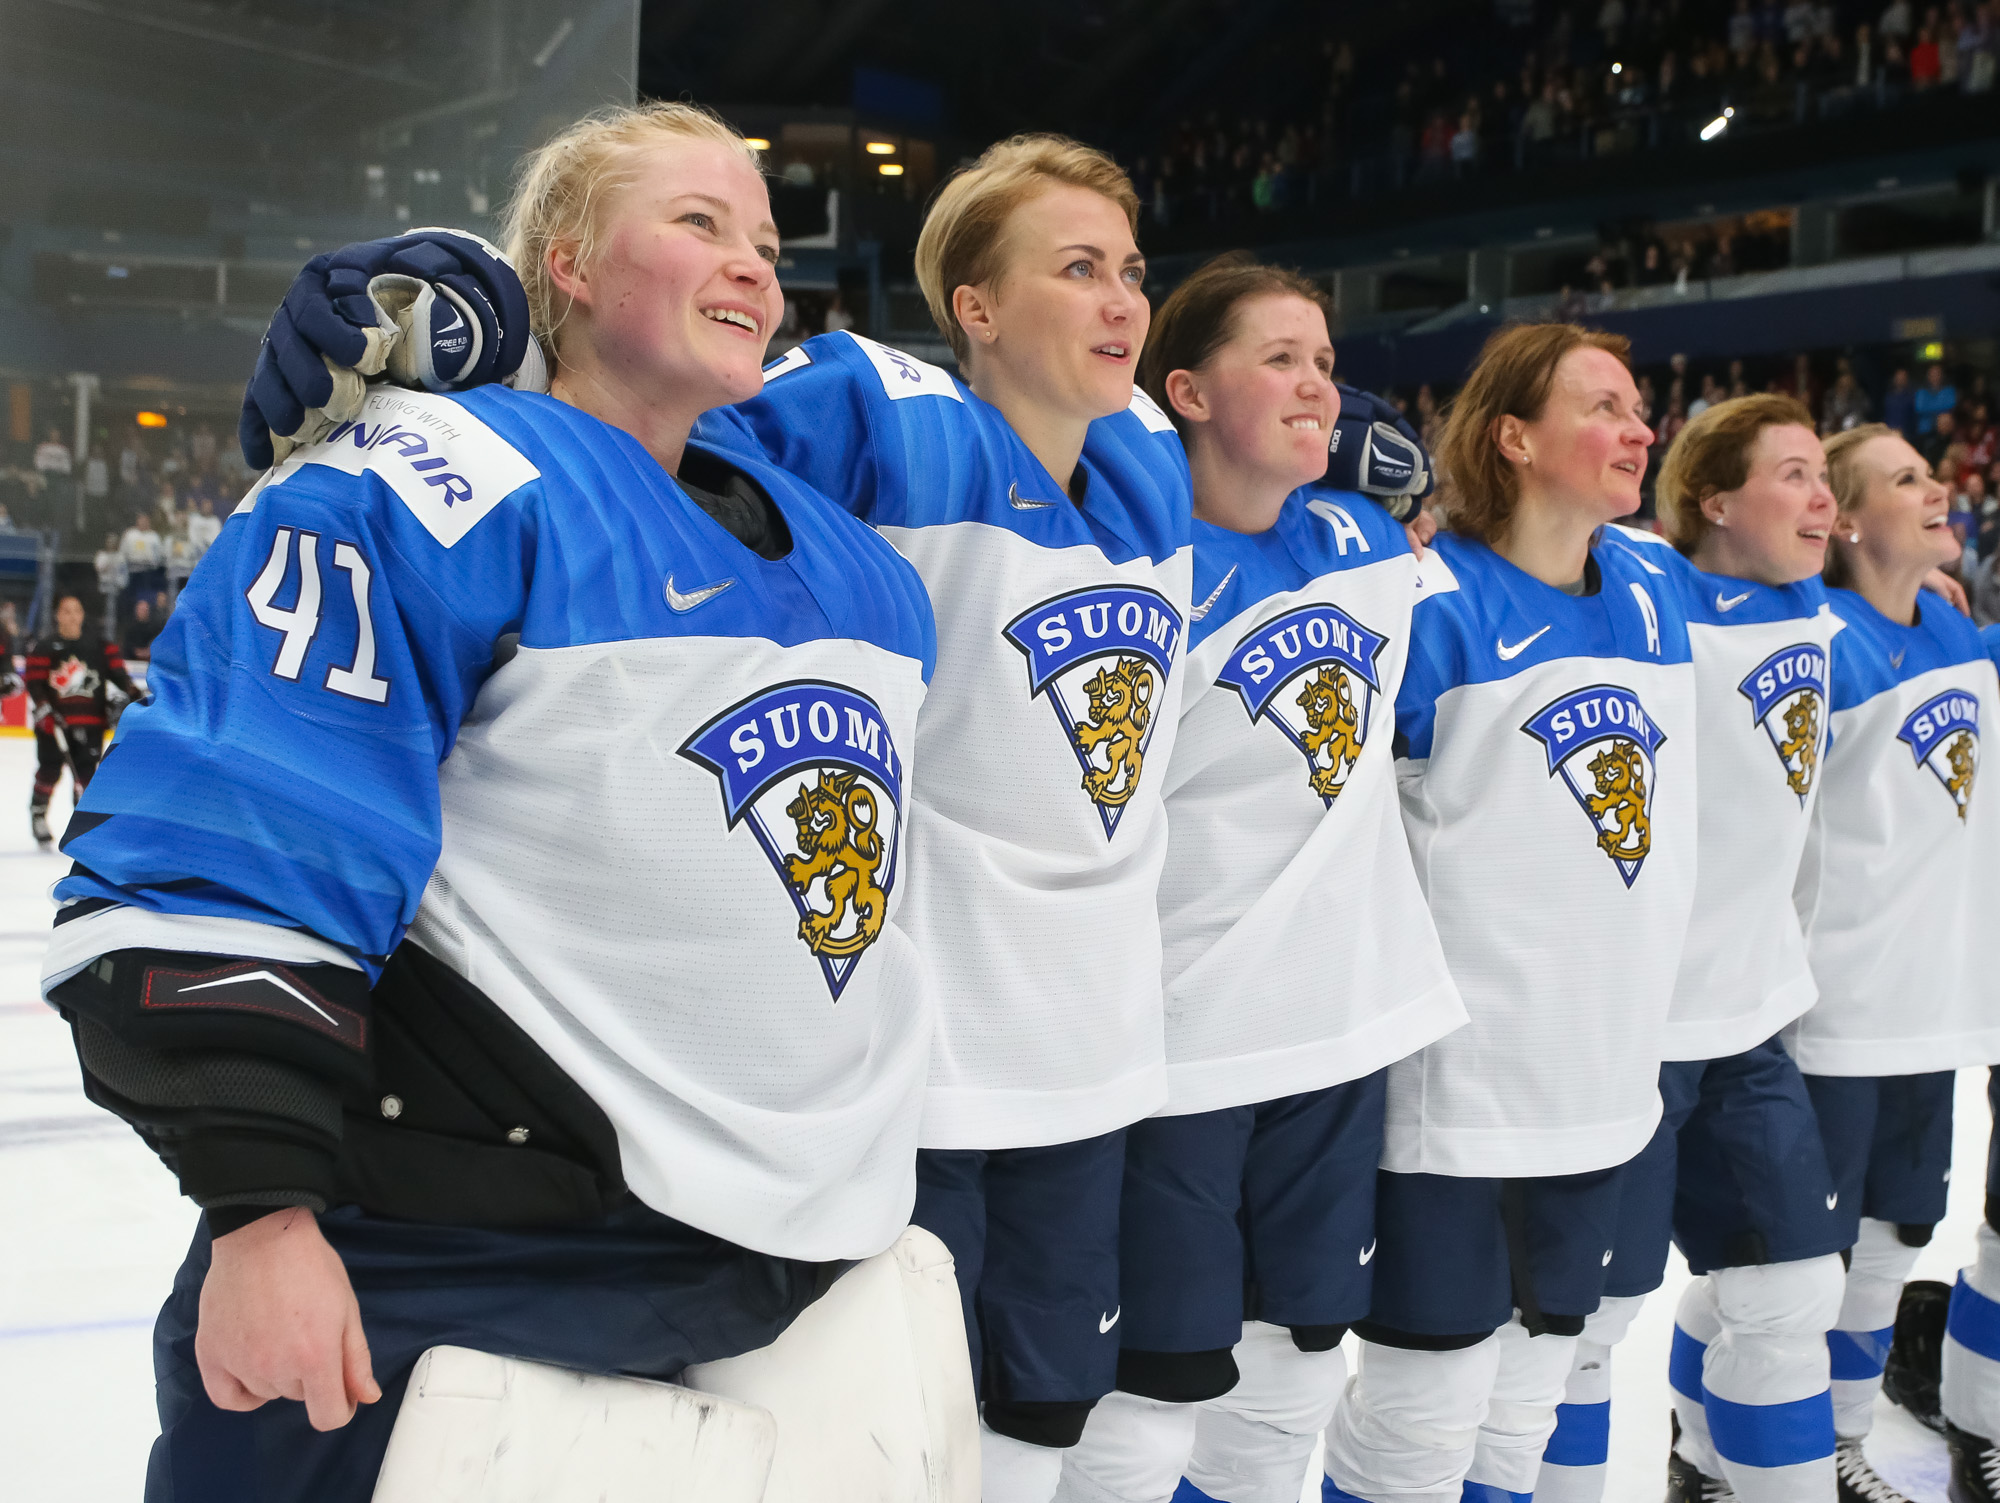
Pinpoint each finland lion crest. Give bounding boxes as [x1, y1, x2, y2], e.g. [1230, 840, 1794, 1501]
[1004, 584, 1184, 838]
[1738, 644, 1829, 806]
[1898, 689, 1980, 823]
[1522, 684, 1668, 887]
[680, 682, 905, 1000]
[1214, 603, 1389, 806]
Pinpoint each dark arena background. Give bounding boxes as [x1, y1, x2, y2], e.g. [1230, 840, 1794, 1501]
[3, 2, 1999, 1497]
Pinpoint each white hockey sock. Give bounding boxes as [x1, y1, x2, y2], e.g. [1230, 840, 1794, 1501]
[1052, 1391, 1197, 1503]
[1670, 1276, 1728, 1480]
[985, 1422, 1069, 1503]
[1465, 1316, 1579, 1501]
[1944, 1222, 2000, 1441]
[1322, 1335, 1501, 1502]
[1703, 1256, 1843, 1503]
[1533, 1295, 1646, 1503]
[1184, 1321, 1346, 1503]
[1829, 1218, 1923, 1439]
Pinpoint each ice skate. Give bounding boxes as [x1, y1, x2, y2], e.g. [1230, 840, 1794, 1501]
[1949, 1424, 2000, 1503]
[1883, 1279, 1950, 1432]
[1666, 1442, 1737, 1502]
[31, 806, 51, 847]
[1835, 1439, 1914, 1502]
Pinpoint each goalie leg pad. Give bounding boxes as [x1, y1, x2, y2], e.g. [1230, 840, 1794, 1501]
[370, 1346, 774, 1503]
[683, 1224, 981, 1503]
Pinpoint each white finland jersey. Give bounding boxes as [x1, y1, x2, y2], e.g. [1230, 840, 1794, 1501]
[698, 333, 1194, 1149]
[1389, 531, 1697, 1178]
[48, 388, 940, 1261]
[1786, 588, 2000, 1076]
[1157, 490, 1464, 1116]
[1606, 527, 1836, 1061]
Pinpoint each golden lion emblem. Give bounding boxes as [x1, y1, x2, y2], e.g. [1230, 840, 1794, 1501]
[783, 769, 888, 958]
[1947, 729, 1978, 822]
[1072, 655, 1155, 808]
[1777, 694, 1820, 797]
[1296, 664, 1364, 800]
[1584, 737, 1652, 861]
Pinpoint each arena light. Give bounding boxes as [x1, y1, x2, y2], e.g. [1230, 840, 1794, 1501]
[879, 163, 905, 176]
[1700, 107, 1734, 141]
[135, 411, 167, 428]
[742, 137, 771, 151]
[865, 141, 898, 155]
[1611, 61, 1623, 74]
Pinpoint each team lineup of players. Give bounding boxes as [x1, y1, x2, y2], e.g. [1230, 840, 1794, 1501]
[34, 100, 2000, 1503]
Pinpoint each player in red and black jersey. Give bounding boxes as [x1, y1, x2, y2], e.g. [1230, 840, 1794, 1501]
[26, 593, 139, 844]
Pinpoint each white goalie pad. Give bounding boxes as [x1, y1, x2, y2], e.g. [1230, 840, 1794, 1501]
[684, 1224, 981, 1503]
[370, 1344, 776, 1503]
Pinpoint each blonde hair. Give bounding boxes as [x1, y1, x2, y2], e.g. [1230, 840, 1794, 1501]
[1654, 393, 1815, 553]
[1436, 322, 1630, 543]
[1821, 422, 1900, 587]
[500, 101, 760, 363]
[914, 134, 1140, 364]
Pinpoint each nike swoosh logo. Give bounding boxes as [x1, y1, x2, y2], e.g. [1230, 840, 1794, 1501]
[1008, 482, 1057, 511]
[1826, 1193, 1839, 1210]
[179, 970, 338, 1027]
[1358, 1239, 1377, 1266]
[1098, 1308, 1121, 1334]
[1716, 590, 1752, 611]
[1496, 625, 1552, 660]
[1891, 650, 1907, 669]
[665, 575, 735, 613]
[1602, 1249, 1615, 1266]
[1189, 565, 1238, 622]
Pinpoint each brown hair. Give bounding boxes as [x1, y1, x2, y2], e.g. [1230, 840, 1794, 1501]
[501, 101, 761, 366]
[1136, 252, 1331, 438]
[914, 134, 1140, 364]
[1654, 393, 1815, 553]
[1435, 322, 1631, 542]
[1821, 422, 1900, 587]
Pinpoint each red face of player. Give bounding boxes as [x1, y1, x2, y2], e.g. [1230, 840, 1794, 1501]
[1510, 347, 1656, 527]
[1695, 423, 1834, 586]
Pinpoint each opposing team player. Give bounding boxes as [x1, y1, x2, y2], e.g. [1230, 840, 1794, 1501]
[1050, 255, 1464, 1503]
[237, 135, 1193, 1503]
[1792, 424, 2000, 1503]
[25, 592, 139, 845]
[1519, 397, 1849, 1503]
[1320, 322, 1698, 1503]
[44, 104, 964, 1501]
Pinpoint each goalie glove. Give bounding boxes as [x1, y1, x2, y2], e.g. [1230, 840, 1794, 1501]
[1324, 384, 1434, 522]
[239, 229, 541, 470]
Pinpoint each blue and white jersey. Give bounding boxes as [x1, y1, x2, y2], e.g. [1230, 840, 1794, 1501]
[1157, 490, 1463, 1116]
[44, 386, 939, 1263]
[1604, 527, 1837, 1061]
[1787, 588, 2000, 1075]
[698, 331, 1193, 1150]
[1389, 531, 1697, 1178]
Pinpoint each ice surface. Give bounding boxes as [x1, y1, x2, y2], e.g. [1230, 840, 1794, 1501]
[0, 734, 1981, 1501]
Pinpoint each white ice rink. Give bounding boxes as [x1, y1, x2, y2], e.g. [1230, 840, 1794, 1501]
[0, 731, 1984, 1501]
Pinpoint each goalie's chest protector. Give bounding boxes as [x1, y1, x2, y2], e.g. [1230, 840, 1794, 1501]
[1158, 490, 1463, 1117]
[403, 391, 938, 1262]
[1786, 588, 2000, 1076]
[1388, 531, 1696, 1179]
[1605, 530, 1839, 1062]
[712, 333, 1194, 1150]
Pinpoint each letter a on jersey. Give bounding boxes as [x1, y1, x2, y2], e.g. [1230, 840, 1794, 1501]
[1213, 603, 1389, 806]
[1004, 585, 1184, 838]
[1738, 644, 1829, 806]
[1898, 690, 1980, 822]
[1521, 684, 1667, 887]
[680, 683, 906, 1000]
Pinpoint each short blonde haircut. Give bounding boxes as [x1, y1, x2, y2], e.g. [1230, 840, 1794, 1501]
[914, 134, 1140, 364]
[1822, 422, 1900, 588]
[1654, 393, 1815, 554]
[500, 101, 760, 363]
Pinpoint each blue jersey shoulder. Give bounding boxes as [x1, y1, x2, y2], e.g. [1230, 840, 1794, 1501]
[1827, 585, 1986, 710]
[1189, 488, 1406, 648]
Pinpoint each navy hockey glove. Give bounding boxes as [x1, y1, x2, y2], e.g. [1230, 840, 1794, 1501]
[1325, 384, 1434, 522]
[240, 229, 537, 469]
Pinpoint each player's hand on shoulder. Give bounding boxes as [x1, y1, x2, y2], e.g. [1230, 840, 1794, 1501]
[1326, 384, 1434, 522]
[240, 229, 537, 471]
[1923, 567, 1971, 615]
[196, 1207, 379, 1431]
